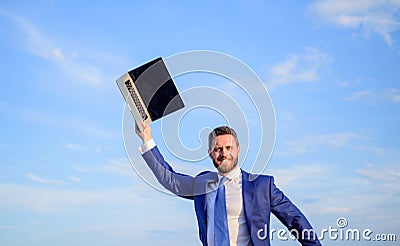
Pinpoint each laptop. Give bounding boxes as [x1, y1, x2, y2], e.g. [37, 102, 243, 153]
[116, 57, 185, 132]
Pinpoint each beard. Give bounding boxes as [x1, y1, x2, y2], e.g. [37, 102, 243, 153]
[213, 155, 239, 174]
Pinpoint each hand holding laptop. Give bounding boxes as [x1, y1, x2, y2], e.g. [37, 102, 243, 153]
[116, 57, 185, 133]
[135, 121, 152, 143]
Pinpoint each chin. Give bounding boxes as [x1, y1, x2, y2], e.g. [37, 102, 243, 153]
[217, 163, 234, 174]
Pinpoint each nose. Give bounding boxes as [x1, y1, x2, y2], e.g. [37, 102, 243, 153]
[219, 147, 229, 158]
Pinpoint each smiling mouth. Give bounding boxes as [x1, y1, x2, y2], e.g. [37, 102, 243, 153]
[219, 159, 230, 164]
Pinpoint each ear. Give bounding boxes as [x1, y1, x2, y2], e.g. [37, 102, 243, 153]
[208, 149, 213, 159]
[237, 145, 241, 155]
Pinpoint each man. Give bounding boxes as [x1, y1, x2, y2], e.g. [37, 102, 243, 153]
[136, 122, 321, 246]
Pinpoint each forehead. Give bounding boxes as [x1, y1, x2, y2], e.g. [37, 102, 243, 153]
[212, 135, 237, 146]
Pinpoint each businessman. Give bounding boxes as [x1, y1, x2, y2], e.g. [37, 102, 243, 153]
[136, 122, 321, 246]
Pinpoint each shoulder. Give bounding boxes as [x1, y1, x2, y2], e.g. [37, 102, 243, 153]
[194, 170, 218, 183]
[242, 169, 275, 183]
[196, 170, 212, 176]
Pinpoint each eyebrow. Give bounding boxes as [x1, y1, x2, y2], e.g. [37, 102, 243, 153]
[213, 145, 233, 149]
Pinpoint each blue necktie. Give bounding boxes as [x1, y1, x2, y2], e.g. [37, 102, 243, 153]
[214, 178, 230, 246]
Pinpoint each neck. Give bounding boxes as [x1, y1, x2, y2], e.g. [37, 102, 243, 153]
[218, 164, 240, 177]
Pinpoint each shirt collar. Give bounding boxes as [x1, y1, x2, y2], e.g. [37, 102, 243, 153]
[218, 164, 241, 181]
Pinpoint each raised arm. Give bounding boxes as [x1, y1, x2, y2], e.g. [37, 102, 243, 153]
[135, 121, 196, 199]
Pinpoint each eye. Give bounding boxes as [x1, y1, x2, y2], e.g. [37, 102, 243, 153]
[213, 147, 222, 152]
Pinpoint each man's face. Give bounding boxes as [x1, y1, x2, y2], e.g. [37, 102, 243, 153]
[208, 134, 240, 175]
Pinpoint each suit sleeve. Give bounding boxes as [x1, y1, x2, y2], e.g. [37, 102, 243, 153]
[142, 146, 195, 199]
[269, 177, 321, 245]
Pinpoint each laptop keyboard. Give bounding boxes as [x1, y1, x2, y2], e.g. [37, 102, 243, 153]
[124, 80, 148, 120]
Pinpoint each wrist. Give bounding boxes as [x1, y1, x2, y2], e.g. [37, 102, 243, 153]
[141, 134, 152, 143]
[139, 138, 156, 154]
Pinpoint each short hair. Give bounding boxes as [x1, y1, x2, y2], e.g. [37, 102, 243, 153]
[208, 126, 239, 149]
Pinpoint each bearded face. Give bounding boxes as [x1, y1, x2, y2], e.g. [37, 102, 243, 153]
[208, 134, 240, 175]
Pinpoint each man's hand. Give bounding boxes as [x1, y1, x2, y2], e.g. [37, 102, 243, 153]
[135, 121, 152, 143]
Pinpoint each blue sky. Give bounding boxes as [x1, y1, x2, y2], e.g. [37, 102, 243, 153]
[1, 0, 399, 245]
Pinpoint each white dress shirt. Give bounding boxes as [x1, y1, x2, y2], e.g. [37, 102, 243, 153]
[138, 138, 156, 154]
[206, 165, 251, 246]
[139, 140, 251, 245]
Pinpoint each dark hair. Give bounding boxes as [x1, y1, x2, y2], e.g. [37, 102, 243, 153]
[208, 126, 239, 149]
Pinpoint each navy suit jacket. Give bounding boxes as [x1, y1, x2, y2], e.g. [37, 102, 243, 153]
[142, 146, 321, 246]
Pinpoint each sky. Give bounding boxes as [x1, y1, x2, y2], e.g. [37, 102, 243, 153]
[1, 0, 399, 245]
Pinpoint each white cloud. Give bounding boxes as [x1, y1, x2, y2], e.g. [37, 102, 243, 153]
[278, 162, 399, 224]
[279, 132, 357, 155]
[66, 143, 110, 153]
[24, 173, 66, 186]
[69, 176, 81, 182]
[94, 145, 110, 153]
[385, 88, 400, 102]
[343, 89, 374, 101]
[0, 9, 106, 85]
[269, 164, 329, 187]
[343, 88, 400, 103]
[265, 47, 331, 89]
[308, 0, 400, 45]
[0, 225, 21, 229]
[354, 145, 389, 155]
[0, 181, 199, 245]
[354, 163, 399, 195]
[278, 132, 390, 157]
[63, 117, 118, 139]
[100, 159, 134, 177]
[267, 164, 356, 217]
[66, 143, 87, 152]
[318, 206, 350, 214]
[74, 158, 134, 177]
[337, 81, 350, 87]
[356, 163, 400, 183]
[0, 183, 139, 213]
[1, 104, 118, 138]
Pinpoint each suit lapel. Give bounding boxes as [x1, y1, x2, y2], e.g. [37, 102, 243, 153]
[194, 171, 218, 221]
[241, 170, 255, 233]
[193, 171, 219, 243]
